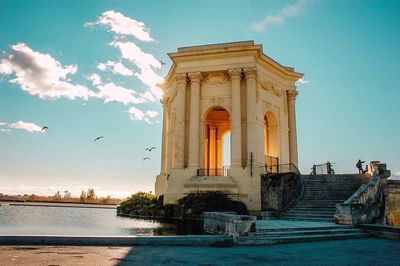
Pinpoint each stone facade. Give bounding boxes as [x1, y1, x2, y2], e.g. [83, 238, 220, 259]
[155, 41, 303, 211]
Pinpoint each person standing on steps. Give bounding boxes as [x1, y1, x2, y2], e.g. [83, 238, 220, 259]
[356, 159, 365, 174]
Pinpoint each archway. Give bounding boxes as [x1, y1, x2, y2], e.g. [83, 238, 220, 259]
[264, 111, 279, 167]
[203, 107, 230, 175]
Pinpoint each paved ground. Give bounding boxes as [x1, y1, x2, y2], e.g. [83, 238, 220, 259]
[0, 238, 399, 265]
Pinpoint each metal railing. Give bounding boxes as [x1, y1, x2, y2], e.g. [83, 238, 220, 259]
[197, 168, 228, 176]
[260, 163, 300, 175]
[265, 155, 279, 167]
[310, 161, 335, 175]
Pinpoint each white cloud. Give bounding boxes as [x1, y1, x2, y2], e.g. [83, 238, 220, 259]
[0, 43, 94, 100]
[0, 122, 7, 126]
[9, 121, 43, 133]
[97, 60, 134, 76]
[110, 40, 163, 99]
[128, 107, 158, 124]
[96, 82, 148, 105]
[85, 10, 154, 42]
[251, 0, 311, 31]
[85, 73, 102, 86]
[297, 78, 310, 85]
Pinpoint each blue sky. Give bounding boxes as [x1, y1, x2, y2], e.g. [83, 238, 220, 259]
[0, 0, 399, 197]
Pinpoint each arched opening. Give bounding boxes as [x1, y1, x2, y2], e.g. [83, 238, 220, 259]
[203, 107, 230, 175]
[264, 111, 279, 167]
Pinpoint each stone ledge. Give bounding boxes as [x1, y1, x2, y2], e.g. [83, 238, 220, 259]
[0, 235, 233, 247]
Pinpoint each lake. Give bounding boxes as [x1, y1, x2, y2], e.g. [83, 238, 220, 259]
[0, 205, 202, 236]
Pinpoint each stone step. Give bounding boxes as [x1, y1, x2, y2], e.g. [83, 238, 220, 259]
[288, 209, 336, 213]
[296, 201, 343, 204]
[255, 225, 350, 232]
[284, 211, 335, 216]
[237, 232, 369, 245]
[280, 217, 334, 222]
[282, 213, 334, 219]
[249, 228, 363, 237]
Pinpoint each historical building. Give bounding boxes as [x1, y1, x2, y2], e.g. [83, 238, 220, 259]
[155, 41, 303, 211]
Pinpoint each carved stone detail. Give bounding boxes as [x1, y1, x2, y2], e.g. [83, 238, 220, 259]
[228, 69, 241, 80]
[244, 67, 257, 79]
[264, 102, 272, 113]
[258, 77, 283, 97]
[188, 72, 202, 84]
[160, 97, 170, 109]
[210, 96, 227, 106]
[175, 73, 187, 86]
[287, 90, 299, 102]
[204, 72, 228, 86]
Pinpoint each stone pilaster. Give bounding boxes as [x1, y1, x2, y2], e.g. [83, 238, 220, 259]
[173, 73, 187, 169]
[244, 67, 258, 164]
[228, 69, 242, 167]
[160, 97, 170, 174]
[188, 72, 202, 168]
[287, 90, 298, 167]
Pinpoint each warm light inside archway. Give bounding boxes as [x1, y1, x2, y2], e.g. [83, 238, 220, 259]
[264, 111, 279, 165]
[204, 108, 230, 173]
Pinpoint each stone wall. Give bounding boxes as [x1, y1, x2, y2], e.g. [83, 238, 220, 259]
[384, 179, 400, 226]
[335, 162, 390, 225]
[261, 172, 300, 211]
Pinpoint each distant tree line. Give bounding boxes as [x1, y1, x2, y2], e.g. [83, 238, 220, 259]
[4, 188, 121, 205]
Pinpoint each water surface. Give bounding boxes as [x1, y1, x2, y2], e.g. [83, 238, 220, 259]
[0, 205, 201, 236]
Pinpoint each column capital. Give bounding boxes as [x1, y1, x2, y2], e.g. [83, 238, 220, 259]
[228, 68, 241, 80]
[175, 73, 187, 86]
[287, 90, 299, 102]
[188, 72, 202, 84]
[160, 97, 170, 108]
[209, 124, 218, 131]
[244, 67, 257, 79]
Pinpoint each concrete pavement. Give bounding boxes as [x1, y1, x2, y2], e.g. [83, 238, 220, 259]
[0, 238, 399, 265]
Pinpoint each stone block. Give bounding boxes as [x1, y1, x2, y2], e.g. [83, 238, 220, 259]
[203, 212, 256, 241]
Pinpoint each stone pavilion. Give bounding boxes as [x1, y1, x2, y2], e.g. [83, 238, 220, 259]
[155, 41, 303, 211]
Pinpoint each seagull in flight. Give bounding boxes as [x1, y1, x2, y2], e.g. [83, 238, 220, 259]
[158, 59, 166, 65]
[143, 157, 150, 161]
[145, 147, 157, 152]
[41, 126, 48, 132]
[93, 136, 105, 142]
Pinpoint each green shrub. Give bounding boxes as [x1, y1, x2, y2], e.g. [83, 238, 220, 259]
[178, 191, 248, 217]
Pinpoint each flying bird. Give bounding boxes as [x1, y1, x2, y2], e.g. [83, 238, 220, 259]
[158, 59, 166, 65]
[143, 157, 150, 161]
[93, 136, 105, 142]
[145, 147, 157, 152]
[41, 126, 48, 132]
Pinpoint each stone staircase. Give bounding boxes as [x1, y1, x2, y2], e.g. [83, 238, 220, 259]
[238, 222, 369, 245]
[280, 174, 371, 222]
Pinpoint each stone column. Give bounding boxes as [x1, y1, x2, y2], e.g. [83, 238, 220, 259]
[209, 124, 217, 170]
[160, 97, 170, 175]
[173, 73, 187, 169]
[244, 67, 257, 164]
[228, 69, 242, 167]
[287, 90, 299, 167]
[188, 72, 202, 168]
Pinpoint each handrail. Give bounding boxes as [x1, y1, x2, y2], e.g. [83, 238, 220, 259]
[260, 163, 300, 175]
[197, 168, 228, 176]
[335, 162, 390, 225]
